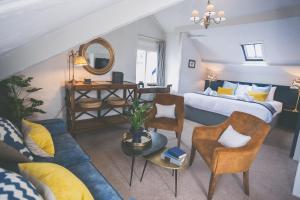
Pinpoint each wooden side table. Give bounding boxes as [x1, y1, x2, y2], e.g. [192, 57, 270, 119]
[140, 147, 189, 197]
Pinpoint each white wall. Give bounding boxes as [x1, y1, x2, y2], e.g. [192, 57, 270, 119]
[20, 16, 165, 120]
[178, 34, 205, 94]
[165, 32, 183, 93]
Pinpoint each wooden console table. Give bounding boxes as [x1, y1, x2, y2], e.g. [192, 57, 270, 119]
[65, 81, 137, 134]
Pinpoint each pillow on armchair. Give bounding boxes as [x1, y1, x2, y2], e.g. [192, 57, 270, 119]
[218, 125, 251, 148]
[155, 103, 176, 119]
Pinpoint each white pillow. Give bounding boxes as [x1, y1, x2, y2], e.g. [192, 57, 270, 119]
[235, 84, 252, 96]
[155, 103, 176, 119]
[203, 87, 212, 95]
[266, 86, 277, 101]
[218, 125, 251, 148]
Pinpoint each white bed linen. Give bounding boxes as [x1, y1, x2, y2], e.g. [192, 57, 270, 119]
[184, 93, 283, 123]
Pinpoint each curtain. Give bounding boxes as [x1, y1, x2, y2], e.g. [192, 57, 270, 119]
[157, 41, 166, 86]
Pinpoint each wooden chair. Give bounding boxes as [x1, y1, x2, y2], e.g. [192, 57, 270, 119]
[144, 93, 184, 147]
[189, 111, 271, 200]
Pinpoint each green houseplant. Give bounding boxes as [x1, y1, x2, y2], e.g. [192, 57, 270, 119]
[127, 100, 150, 143]
[0, 75, 45, 129]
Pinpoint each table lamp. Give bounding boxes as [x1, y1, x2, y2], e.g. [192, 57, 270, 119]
[290, 78, 300, 112]
[69, 50, 88, 83]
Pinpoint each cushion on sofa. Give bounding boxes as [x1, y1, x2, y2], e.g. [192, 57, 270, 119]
[69, 162, 122, 200]
[19, 162, 94, 200]
[0, 167, 43, 200]
[0, 117, 34, 160]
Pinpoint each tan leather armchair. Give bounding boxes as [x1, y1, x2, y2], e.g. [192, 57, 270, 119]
[189, 111, 271, 200]
[144, 93, 184, 147]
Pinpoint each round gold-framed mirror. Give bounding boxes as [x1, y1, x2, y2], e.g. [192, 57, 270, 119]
[79, 37, 115, 75]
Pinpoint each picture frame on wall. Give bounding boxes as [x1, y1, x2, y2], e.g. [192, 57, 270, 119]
[188, 59, 196, 68]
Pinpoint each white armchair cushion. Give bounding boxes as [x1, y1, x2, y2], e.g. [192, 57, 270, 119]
[155, 103, 176, 119]
[218, 125, 251, 148]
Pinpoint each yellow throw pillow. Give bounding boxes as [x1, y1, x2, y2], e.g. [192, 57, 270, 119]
[248, 91, 268, 102]
[217, 87, 234, 95]
[19, 163, 94, 200]
[22, 120, 55, 157]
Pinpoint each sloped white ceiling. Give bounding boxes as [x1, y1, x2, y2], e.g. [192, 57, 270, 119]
[155, 0, 300, 33]
[0, 0, 183, 79]
[0, 0, 122, 55]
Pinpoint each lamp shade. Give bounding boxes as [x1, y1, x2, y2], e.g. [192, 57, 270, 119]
[207, 72, 216, 81]
[291, 79, 300, 90]
[74, 56, 88, 67]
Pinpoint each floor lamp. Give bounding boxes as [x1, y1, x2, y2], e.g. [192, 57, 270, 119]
[291, 79, 300, 112]
[69, 50, 88, 83]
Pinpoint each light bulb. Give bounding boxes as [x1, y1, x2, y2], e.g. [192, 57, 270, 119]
[206, 4, 215, 12]
[191, 9, 199, 17]
[218, 10, 225, 17]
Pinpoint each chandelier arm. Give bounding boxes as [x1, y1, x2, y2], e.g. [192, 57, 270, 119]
[212, 18, 221, 24]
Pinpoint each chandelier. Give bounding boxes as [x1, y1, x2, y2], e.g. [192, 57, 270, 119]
[190, 0, 226, 29]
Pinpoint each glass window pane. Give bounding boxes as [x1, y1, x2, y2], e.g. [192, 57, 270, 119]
[145, 51, 158, 84]
[136, 49, 146, 83]
[245, 45, 255, 58]
[254, 43, 263, 58]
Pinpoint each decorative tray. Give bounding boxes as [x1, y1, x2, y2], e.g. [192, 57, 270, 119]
[122, 131, 152, 148]
[79, 98, 102, 109]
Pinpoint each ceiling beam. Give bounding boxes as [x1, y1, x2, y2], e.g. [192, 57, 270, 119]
[0, 0, 183, 80]
[176, 5, 300, 33]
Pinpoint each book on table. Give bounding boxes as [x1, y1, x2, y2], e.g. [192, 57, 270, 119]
[167, 147, 187, 159]
[161, 147, 187, 166]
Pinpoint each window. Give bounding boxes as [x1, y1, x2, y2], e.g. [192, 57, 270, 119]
[136, 40, 158, 84]
[241, 43, 264, 61]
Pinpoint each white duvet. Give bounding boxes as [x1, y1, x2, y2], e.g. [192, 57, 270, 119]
[184, 93, 283, 123]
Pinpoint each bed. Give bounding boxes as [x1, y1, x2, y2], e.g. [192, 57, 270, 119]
[184, 80, 297, 127]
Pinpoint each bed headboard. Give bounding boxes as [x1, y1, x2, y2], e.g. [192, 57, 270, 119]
[204, 80, 298, 110]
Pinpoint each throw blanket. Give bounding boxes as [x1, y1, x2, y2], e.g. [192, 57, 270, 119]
[195, 92, 277, 115]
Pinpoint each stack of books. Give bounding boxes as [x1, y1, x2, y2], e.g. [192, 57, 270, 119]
[161, 147, 187, 166]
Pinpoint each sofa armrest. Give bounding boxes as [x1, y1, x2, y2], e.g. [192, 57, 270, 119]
[36, 119, 67, 136]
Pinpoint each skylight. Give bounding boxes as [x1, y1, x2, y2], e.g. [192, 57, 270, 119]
[241, 43, 264, 61]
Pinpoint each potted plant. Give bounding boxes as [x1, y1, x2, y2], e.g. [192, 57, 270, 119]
[0, 75, 45, 129]
[127, 100, 150, 143]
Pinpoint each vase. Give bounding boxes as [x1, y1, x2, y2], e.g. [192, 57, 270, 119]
[130, 127, 144, 143]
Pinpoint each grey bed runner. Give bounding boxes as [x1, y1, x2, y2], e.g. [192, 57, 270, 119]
[194, 92, 277, 115]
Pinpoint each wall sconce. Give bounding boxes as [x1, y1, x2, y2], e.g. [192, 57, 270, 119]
[207, 71, 217, 88]
[69, 50, 88, 83]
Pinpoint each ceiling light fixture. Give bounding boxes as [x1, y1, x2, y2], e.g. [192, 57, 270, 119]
[190, 0, 226, 29]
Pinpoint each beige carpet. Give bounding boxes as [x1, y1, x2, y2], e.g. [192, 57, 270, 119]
[76, 120, 299, 200]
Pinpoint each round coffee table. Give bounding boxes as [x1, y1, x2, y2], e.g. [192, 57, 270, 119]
[140, 147, 189, 197]
[121, 132, 167, 186]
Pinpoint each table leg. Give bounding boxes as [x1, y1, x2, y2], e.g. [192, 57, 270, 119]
[175, 170, 178, 197]
[140, 160, 148, 182]
[129, 156, 135, 186]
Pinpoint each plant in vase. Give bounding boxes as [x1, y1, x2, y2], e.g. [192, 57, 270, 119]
[127, 100, 150, 143]
[0, 75, 45, 129]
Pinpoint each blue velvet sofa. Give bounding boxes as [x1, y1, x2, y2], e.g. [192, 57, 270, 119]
[38, 119, 122, 200]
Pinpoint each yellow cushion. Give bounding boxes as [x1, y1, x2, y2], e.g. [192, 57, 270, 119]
[22, 120, 55, 157]
[217, 87, 234, 95]
[248, 91, 268, 102]
[19, 163, 94, 200]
